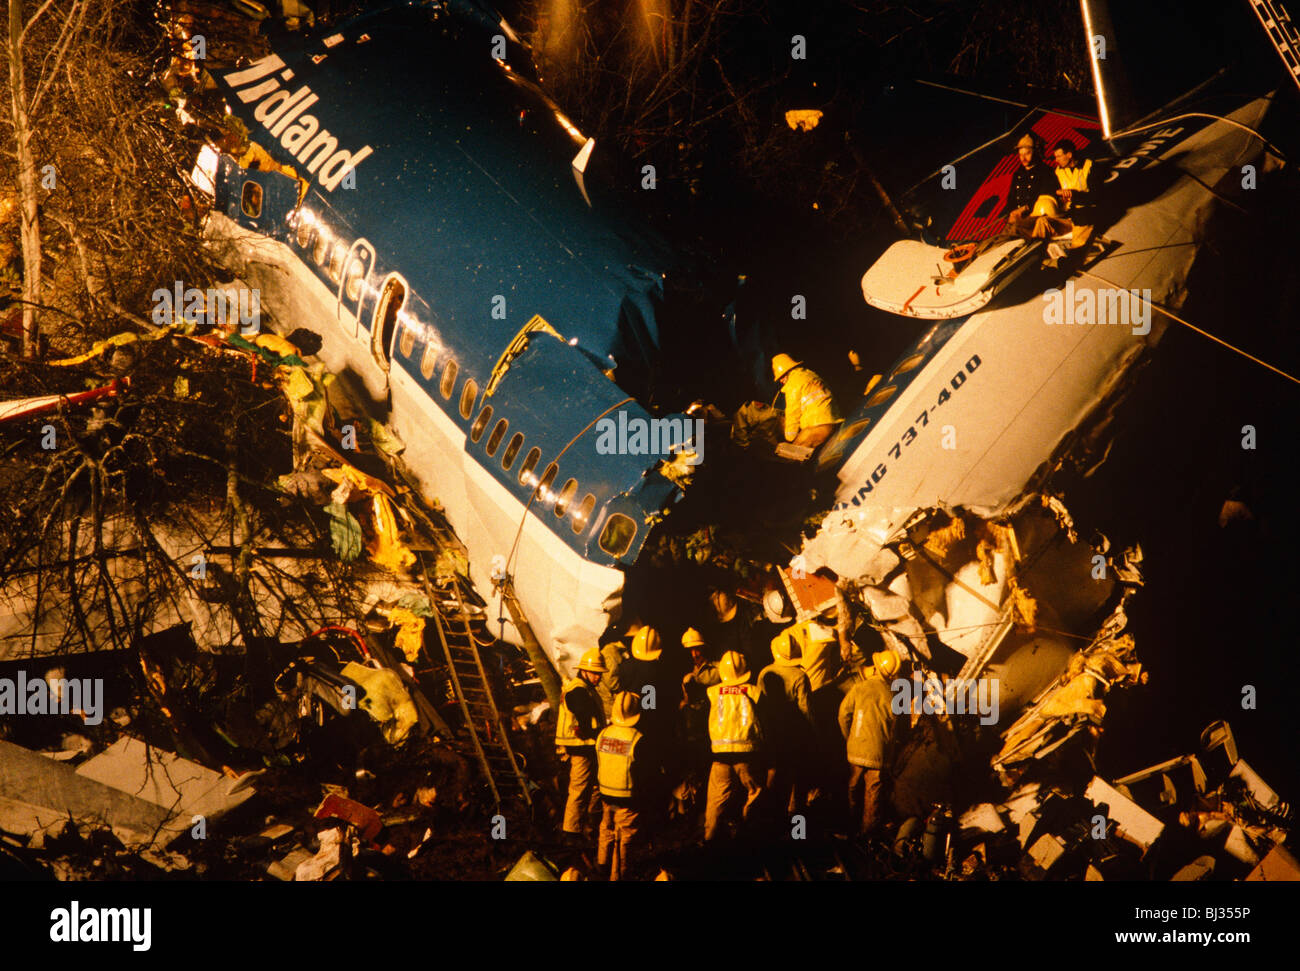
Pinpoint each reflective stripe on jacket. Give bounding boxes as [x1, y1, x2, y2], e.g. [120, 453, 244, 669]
[556, 678, 603, 747]
[781, 367, 842, 441]
[707, 682, 762, 754]
[596, 724, 642, 797]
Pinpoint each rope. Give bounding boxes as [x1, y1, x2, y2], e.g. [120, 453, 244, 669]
[1107, 110, 1288, 165]
[1077, 268, 1300, 386]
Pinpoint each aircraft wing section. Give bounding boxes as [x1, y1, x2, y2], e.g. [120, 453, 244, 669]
[861, 237, 1038, 319]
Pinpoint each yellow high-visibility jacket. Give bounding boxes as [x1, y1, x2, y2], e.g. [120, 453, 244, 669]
[1055, 158, 1092, 192]
[556, 678, 603, 747]
[781, 367, 842, 442]
[707, 682, 762, 754]
[596, 724, 643, 798]
[792, 620, 841, 692]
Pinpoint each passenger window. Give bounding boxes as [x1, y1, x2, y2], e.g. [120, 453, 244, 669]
[240, 180, 262, 219]
[296, 216, 315, 249]
[313, 234, 330, 267]
[536, 463, 558, 501]
[440, 360, 458, 399]
[471, 406, 493, 443]
[399, 322, 415, 359]
[517, 447, 541, 485]
[865, 384, 897, 408]
[571, 494, 596, 534]
[460, 379, 478, 419]
[554, 478, 578, 517]
[503, 434, 525, 470]
[840, 418, 872, 439]
[328, 244, 346, 283]
[487, 419, 509, 456]
[892, 352, 925, 375]
[598, 514, 637, 559]
[421, 342, 438, 380]
[346, 258, 367, 302]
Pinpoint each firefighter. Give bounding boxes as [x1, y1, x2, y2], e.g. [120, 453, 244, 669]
[704, 650, 764, 842]
[838, 647, 902, 837]
[597, 618, 642, 718]
[616, 627, 667, 733]
[758, 628, 813, 817]
[617, 626, 676, 813]
[1004, 133, 1057, 227]
[795, 610, 844, 693]
[772, 353, 842, 449]
[676, 627, 719, 817]
[596, 691, 647, 880]
[1053, 138, 1093, 213]
[1053, 137, 1098, 249]
[555, 647, 607, 840]
[705, 583, 768, 671]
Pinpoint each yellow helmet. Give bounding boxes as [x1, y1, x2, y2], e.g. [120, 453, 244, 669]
[771, 353, 803, 383]
[681, 627, 705, 650]
[771, 628, 803, 665]
[1030, 194, 1059, 219]
[631, 627, 662, 660]
[871, 647, 901, 680]
[577, 647, 607, 674]
[718, 650, 750, 686]
[612, 691, 642, 726]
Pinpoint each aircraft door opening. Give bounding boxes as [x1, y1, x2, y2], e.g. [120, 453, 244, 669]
[337, 238, 376, 339]
[372, 272, 408, 374]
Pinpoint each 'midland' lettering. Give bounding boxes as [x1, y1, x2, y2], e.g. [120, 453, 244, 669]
[224, 56, 372, 192]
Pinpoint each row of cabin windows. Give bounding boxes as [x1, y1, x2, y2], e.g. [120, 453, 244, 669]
[390, 318, 633, 556]
[295, 218, 368, 303]
[281, 221, 641, 561]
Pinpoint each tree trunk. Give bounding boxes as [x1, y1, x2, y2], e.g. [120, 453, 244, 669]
[500, 579, 563, 710]
[8, 0, 42, 358]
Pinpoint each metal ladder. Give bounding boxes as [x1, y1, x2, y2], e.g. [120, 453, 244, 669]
[1248, 0, 1300, 91]
[416, 551, 533, 813]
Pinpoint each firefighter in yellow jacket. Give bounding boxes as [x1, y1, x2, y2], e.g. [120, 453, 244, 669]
[556, 648, 607, 840]
[772, 353, 842, 449]
[704, 651, 764, 842]
[838, 647, 901, 837]
[596, 691, 647, 880]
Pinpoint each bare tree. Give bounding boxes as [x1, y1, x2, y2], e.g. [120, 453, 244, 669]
[6, 0, 91, 357]
[525, 0, 774, 171]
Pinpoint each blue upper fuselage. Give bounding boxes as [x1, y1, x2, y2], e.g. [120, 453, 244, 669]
[212, 0, 685, 567]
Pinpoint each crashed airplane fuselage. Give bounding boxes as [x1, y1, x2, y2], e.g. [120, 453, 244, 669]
[195, 2, 700, 678]
[801, 92, 1278, 715]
